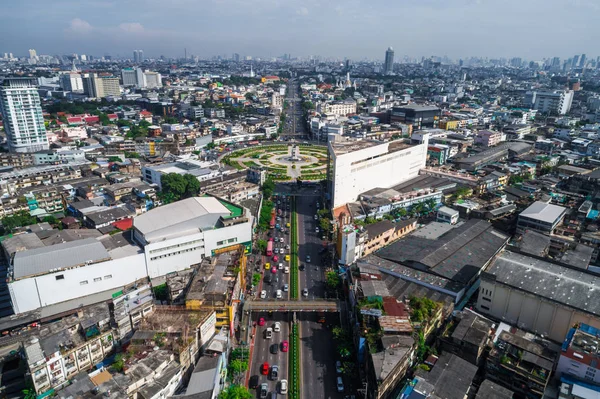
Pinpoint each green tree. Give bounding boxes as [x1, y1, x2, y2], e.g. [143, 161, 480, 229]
[326, 271, 340, 290]
[183, 174, 201, 197]
[257, 239, 268, 254]
[42, 215, 58, 225]
[98, 113, 110, 126]
[319, 217, 330, 233]
[262, 178, 275, 199]
[152, 284, 169, 301]
[1, 211, 37, 234]
[218, 385, 252, 399]
[206, 142, 216, 150]
[161, 173, 188, 200]
[228, 359, 248, 376]
[252, 273, 261, 286]
[164, 116, 178, 124]
[112, 353, 125, 372]
[230, 347, 250, 361]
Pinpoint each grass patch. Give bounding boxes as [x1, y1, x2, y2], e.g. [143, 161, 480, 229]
[289, 323, 301, 399]
[290, 197, 299, 299]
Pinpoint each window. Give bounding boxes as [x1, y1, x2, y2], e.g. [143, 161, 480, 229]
[217, 240, 226, 246]
[482, 297, 491, 302]
[93, 277, 102, 282]
[480, 305, 490, 311]
[228, 237, 237, 243]
[80, 280, 88, 285]
[104, 275, 112, 279]
[55, 274, 64, 280]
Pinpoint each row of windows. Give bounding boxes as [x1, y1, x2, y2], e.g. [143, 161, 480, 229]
[216, 237, 238, 246]
[149, 239, 204, 255]
[350, 149, 414, 174]
[78, 275, 112, 285]
[150, 245, 202, 261]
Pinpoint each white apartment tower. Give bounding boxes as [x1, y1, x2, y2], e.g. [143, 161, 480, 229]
[0, 78, 49, 153]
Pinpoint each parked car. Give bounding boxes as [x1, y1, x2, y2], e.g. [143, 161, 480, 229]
[336, 361, 343, 374]
[337, 377, 344, 392]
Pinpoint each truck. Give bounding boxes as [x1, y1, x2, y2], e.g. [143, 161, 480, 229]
[266, 240, 273, 257]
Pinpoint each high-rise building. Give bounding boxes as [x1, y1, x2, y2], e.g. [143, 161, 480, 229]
[233, 53, 240, 62]
[121, 67, 162, 89]
[572, 54, 580, 68]
[28, 49, 37, 59]
[526, 90, 574, 115]
[59, 72, 84, 92]
[122, 67, 137, 86]
[138, 50, 144, 63]
[0, 78, 49, 153]
[384, 47, 394, 74]
[82, 73, 120, 99]
[579, 53, 587, 68]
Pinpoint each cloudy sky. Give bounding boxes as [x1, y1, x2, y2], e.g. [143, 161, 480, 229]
[1, 0, 599, 60]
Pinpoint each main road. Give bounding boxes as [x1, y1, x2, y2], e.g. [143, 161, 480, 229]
[282, 79, 308, 139]
[296, 194, 340, 399]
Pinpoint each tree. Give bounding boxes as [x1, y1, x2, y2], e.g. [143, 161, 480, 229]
[319, 218, 330, 233]
[262, 179, 275, 199]
[206, 142, 216, 150]
[161, 173, 187, 200]
[183, 174, 201, 197]
[42, 215, 58, 226]
[218, 385, 252, 399]
[98, 113, 111, 126]
[228, 359, 248, 376]
[1, 211, 37, 234]
[252, 273, 261, 286]
[112, 354, 125, 372]
[326, 271, 340, 290]
[164, 116, 179, 124]
[257, 239, 268, 254]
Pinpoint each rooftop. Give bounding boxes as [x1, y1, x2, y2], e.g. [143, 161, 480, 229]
[415, 352, 477, 399]
[475, 380, 514, 399]
[519, 201, 566, 223]
[484, 251, 600, 318]
[12, 238, 111, 280]
[376, 219, 508, 285]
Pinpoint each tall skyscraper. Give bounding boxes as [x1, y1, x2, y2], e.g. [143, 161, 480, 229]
[28, 49, 37, 59]
[572, 55, 580, 68]
[138, 49, 144, 62]
[0, 78, 49, 153]
[579, 53, 587, 68]
[133, 50, 139, 63]
[384, 47, 394, 74]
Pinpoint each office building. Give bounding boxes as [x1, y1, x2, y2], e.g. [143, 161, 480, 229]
[517, 201, 566, 234]
[122, 67, 162, 89]
[59, 72, 83, 92]
[579, 53, 587, 68]
[526, 90, 574, 115]
[328, 136, 429, 207]
[384, 47, 394, 74]
[391, 105, 441, 129]
[0, 78, 50, 153]
[316, 100, 357, 116]
[28, 49, 37, 59]
[133, 49, 144, 63]
[82, 73, 120, 99]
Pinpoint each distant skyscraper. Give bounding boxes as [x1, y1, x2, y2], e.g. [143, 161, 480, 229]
[233, 53, 240, 62]
[138, 50, 144, 62]
[0, 78, 49, 153]
[384, 47, 394, 74]
[579, 53, 586, 68]
[28, 49, 37, 59]
[551, 57, 560, 67]
[133, 50, 139, 63]
[572, 55, 580, 68]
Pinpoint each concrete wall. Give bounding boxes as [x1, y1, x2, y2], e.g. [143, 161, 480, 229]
[477, 279, 600, 342]
[145, 232, 206, 278]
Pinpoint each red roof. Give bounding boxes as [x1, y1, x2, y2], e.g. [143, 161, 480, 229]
[107, 114, 118, 120]
[83, 116, 100, 124]
[382, 297, 409, 317]
[112, 218, 133, 231]
[140, 110, 152, 116]
[67, 116, 83, 123]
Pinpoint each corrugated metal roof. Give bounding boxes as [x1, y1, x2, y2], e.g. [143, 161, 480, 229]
[13, 238, 110, 280]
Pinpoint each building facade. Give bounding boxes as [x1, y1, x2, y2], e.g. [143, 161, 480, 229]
[0, 78, 50, 153]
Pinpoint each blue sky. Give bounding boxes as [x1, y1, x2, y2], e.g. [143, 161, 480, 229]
[1, 0, 599, 60]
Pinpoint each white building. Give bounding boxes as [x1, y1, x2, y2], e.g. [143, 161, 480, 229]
[527, 90, 574, 115]
[121, 67, 162, 89]
[316, 100, 357, 116]
[142, 159, 229, 190]
[516, 201, 566, 234]
[133, 196, 253, 278]
[7, 196, 252, 315]
[59, 73, 84, 92]
[329, 135, 429, 208]
[0, 78, 50, 153]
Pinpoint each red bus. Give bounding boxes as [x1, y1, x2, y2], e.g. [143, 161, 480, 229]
[266, 240, 273, 257]
[269, 209, 276, 229]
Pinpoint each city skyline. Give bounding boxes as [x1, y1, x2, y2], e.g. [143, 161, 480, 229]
[2, 0, 600, 60]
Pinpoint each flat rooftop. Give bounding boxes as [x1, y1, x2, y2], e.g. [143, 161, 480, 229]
[519, 201, 566, 223]
[484, 251, 600, 317]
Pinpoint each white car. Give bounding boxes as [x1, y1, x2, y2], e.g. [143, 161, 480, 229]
[302, 288, 309, 297]
[276, 290, 282, 299]
[314, 215, 318, 220]
[260, 290, 267, 299]
[274, 322, 281, 332]
[284, 266, 289, 274]
[286, 244, 290, 250]
[315, 227, 320, 233]
[279, 263, 284, 270]
[337, 377, 344, 392]
[280, 380, 288, 394]
[280, 248, 285, 254]
[280, 237, 284, 243]
[283, 284, 289, 292]
[265, 328, 273, 339]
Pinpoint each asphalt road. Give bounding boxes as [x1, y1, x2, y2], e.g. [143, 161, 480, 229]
[297, 194, 326, 299]
[249, 311, 291, 398]
[282, 79, 307, 138]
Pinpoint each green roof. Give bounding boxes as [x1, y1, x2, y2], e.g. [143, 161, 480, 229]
[202, 194, 243, 218]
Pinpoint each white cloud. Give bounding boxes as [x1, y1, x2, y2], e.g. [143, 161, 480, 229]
[119, 22, 145, 33]
[68, 18, 93, 33]
[297, 6, 309, 15]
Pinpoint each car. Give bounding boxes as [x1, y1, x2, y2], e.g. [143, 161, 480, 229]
[275, 290, 282, 299]
[283, 284, 289, 292]
[285, 255, 290, 262]
[315, 227, 320, 233]
[314, 215, 318, 220]
[281, 341, 289, 352]
[302, 288, 309, 297]
[336, 361, 343, 374]
[260, 383, 268, 399]
[261, 363, 269, 375]
[284, 266, 289, 274]
[286, 223, 290, 228]
[306, 255, 311, 263]
[278, 262, 283, 270]
[270, 365, 279, 380]
[280, 237, 284, 243]
[265, 262, 271, 270]
[337, 377, 344, 392]
[280, 248, 285, 254]
[270, 343, 279, 354]
[286, 244, 290, 250]
[258, 317, 266, 326]
[274, 322, 281, 332]
[299, 264, 305, 271]
[260, 291, 267, 299]
[273, 255, 278, 262]
[249, 375, 259, 389]
[264, 274, 272, 284]
[280, 380, 288, 394]
[271, 267, 277, 274]
[265, 328, 273, 339]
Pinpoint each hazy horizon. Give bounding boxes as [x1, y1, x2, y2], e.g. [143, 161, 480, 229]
[2, 0, 600, 60]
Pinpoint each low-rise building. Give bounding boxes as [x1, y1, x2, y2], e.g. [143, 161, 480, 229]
[438, 310, 494, 366]
[475, 130, 504, 147]
[436, 206, 459, 224]
[517, 201, 567, 234]
[556, 323, 600, 385]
